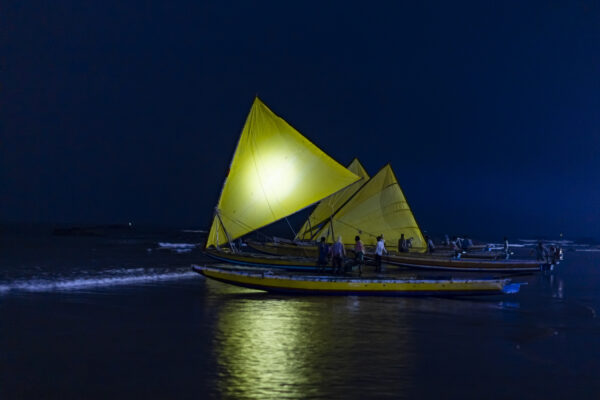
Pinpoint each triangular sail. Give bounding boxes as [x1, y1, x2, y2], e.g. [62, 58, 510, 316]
[295, 158, 369, 241]
[206, 98, 361, 248]
[312, 164, 426, 251]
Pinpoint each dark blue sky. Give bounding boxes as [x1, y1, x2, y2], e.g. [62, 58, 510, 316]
[1, 1, 599, 240]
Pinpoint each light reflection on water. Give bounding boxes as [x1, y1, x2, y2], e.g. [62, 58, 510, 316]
[200, 258, 600, 400]
[207, 281, 414, 399]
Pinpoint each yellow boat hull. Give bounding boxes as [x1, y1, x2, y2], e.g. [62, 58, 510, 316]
[193, 265, 520, 296]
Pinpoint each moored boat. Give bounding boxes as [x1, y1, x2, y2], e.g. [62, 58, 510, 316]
[245, 239, 506, 260]
[204, 248, 321, 270]
[193, 264, 522, 296]
[380, 253, 551, 272]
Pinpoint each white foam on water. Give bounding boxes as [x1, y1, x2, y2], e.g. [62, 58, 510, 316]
[0, 270, 198, 294]
[181, 229, 207, 233]
[576, 248, 600, 252]
[157, 242, 197, 249]
[487, 243, 528, 249]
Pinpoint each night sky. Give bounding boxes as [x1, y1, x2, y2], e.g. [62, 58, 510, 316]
[2, 1, 599, 240]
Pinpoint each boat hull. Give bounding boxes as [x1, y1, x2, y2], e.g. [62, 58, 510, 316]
[380, 254, 547, 272]
[193, 265, 521, 296]
[204, 249, 321, 270]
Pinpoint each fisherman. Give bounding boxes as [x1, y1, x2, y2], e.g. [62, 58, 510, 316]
[331, 236, 346, 274]
[317, 237, 330, 271]
[451, 237, 462, 259]
[354, 235, 365, 276]
[503, 237, 510, 260]
[463, 236, 473, 250]
[536, 241, 550, 263]
[398, 233, 409, 253]
[425, 235, 435, 254]
[375, 235, 387, 272]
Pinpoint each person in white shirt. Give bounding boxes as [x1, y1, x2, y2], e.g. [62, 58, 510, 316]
[331, 236, 346, 274]
[374, 235, 387, 272]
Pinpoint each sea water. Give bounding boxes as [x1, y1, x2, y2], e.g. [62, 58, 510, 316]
[1, 225, 599, 399]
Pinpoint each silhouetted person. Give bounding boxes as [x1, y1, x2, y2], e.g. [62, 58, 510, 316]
[503, 237, 510, 260]
[536, 241, 549, 263]
[398, 233, 409, 253]
[354, 235, 365, 276]
[317, 237, 329, 271]
[425, 235, 435, 254]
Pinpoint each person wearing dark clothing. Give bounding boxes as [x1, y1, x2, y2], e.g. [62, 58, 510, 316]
[354, 235, 365, 276]
[317, 237, 330, 271]
[398, 233, 409, 253]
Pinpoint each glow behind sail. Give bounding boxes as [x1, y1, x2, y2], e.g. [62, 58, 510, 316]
[206, 98, 361, 248]
[313, 164, 426, 251]
[295, 158, 369, 240]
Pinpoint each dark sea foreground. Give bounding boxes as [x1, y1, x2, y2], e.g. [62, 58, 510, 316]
[1, 226, 600, 399]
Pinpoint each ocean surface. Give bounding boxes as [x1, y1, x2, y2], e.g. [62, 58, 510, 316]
[1, 226, 600, 399]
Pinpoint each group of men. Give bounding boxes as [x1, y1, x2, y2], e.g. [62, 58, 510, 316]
[318, 235, 368, 275]
[316, 234, 403, 275]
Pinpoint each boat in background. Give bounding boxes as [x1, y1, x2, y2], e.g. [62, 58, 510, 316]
[307, 164, 427, 250]
[193, 264, 522, 296]
[295, 158, 370, 241]
[379, 253, 551, 272]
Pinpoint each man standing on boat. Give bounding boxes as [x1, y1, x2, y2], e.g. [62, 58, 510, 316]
[375, 236, 387, 272]
[425, 235, 435, 254]
[331, 236, 346, 274]
[398, 233, 409, 253]
[317, 237, 330, 271]
[354, 236, 365, 276]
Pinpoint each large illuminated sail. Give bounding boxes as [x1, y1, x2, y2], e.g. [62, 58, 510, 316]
[313, 164, 426, 251]
[295, 158, 369, 241]
[206, 98, 361, 248]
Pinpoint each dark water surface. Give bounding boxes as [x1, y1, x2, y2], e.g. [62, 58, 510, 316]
[1, 227, 599, 399]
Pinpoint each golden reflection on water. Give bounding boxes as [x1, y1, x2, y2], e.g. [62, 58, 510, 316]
[208, 282, 414, 399]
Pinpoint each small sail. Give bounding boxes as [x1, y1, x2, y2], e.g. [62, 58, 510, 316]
[312, 164, 426, 251]
[206, 98, 361, 248]
[295, 158, 369, 241]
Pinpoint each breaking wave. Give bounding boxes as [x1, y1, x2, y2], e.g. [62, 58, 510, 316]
[157, 242, 197, 249]
[157, 242, 198, 253]
[0, 268, 197, 294]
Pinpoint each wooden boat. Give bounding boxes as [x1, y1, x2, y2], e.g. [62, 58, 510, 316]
[246, 239, 505, 261]
[204, 97, 362, 266]
[204, 248, 322, 270]
[246, 240, 320, 258]
[192, 264, 522, 296]
[379, 253, 551, 272]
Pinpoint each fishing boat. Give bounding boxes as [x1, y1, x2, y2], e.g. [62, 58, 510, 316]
[204, 97, 362, 263]
[379, 253, 551, 272]
[204, 248, 322, 270]
[307, 163, 427, 250]
[192, 264, 522, 296]
[245, 239, 506, 260]
[295, 158, 370, 241]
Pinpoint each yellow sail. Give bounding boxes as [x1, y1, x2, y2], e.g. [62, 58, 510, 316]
[313, 164, 426, 251]
[206, 98, 361, 248]
[295, 158, 369, 240]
